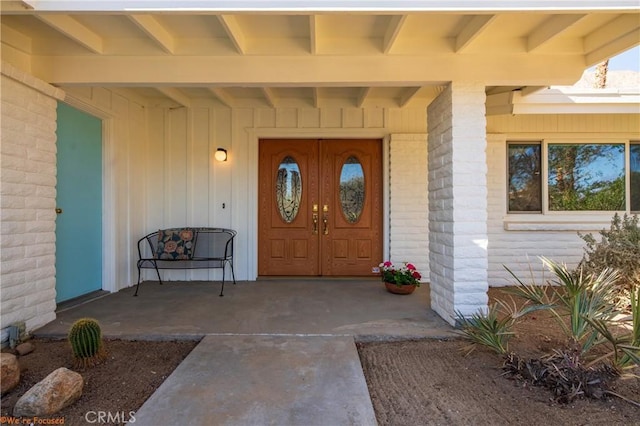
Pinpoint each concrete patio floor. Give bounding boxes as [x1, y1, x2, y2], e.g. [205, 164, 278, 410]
[35, 279, 455, 340]
[35, 279, 456, 426]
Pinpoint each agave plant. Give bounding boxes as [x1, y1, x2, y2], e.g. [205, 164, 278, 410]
[505, 257, 619, 355]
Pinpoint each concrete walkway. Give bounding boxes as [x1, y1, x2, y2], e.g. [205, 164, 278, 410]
[134, 335, 377, 426]
[35, 280, 456, 425]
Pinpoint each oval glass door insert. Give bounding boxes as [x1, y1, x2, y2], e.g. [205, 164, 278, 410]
[276, 156, 302, 223]
[339, 156, 365, 223]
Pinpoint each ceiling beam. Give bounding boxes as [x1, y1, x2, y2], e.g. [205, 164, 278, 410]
[208, 87, 234, 107]
[129, 15, 175, 54]
[527, 14, 586, 52]
[35, 14, 103, 54]
[217, 15, 246, 54]
[261, 87, 277, 107]
[383, 15, 407, 54]
[33, 54, 589, 87]
[156, 87, 190, 107]
[455, 15, 496, 53]
[398, 87, 421, 107]
[357, 87, 371, 107]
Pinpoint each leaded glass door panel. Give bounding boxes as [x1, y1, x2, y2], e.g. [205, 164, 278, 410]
[258, 139, 382, 276]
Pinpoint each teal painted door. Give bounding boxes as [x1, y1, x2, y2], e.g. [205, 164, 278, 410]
[55, 103, 102, 303]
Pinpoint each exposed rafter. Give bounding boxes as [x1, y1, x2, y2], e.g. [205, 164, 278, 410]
[208, 87, 234, 107]
[584, 14, 640, 66]
[527, 14, 586, 52]
[309, 15, 318, 54]
[383, 15, 407, 54]
[261, 87, 277, 108]
[35, 14, 103, 54]
[1, 23, 32, 53]
[156, 87, 190, 107]
[129, 15, 175, 54]
[357, 87, 371, 108]
[399, 87, 421, 107]
[217, 15, 246, 54]
[455, 15, 495, 53]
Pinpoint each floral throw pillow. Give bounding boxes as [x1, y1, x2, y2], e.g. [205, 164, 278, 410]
[155, 228, 196, 260]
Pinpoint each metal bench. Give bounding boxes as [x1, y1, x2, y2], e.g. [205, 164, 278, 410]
[135, 227, 236, 297]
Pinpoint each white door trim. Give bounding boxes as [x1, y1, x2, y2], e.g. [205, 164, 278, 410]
[62, 95, 117, 293]
[245, 127, 390, 280]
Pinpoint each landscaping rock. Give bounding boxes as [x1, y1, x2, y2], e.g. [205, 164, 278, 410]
[16, 342, 35, 356]
[13, 367, 83, 417]
[1, 353, 20, 394]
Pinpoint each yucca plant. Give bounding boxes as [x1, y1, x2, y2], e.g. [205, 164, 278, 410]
[584, 286, 640, 371]
[455, 303, 516, 355]
[505, 257, 619, 355]
[68, 318, 107, 368]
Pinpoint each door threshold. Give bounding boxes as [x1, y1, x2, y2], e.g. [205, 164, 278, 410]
[56, 290, 110, 313]
[257, 276, 379, 281]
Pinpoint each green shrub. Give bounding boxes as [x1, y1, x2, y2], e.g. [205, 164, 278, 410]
[578, 213, 640, 306]
[68, 318, 106, 368]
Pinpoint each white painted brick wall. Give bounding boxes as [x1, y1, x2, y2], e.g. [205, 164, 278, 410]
[485, 128, 633, 287]
[1, 62, 64, 339]
[389, 134, 429, 278]
[427, 82, 488, 325]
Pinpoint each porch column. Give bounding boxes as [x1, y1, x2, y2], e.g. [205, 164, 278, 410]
[427, 82, 488, 325]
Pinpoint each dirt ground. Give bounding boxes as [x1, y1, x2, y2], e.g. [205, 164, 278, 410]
[1, 287, 639, 426]
[1, 340, 197, 426]
[358, 287, 640, 426]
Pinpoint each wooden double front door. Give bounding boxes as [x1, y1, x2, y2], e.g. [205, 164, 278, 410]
[258, 139, 383, 276]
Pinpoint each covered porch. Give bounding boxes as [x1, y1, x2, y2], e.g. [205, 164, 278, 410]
[34, 279, 455, 340]
[1, 1, 639, 339]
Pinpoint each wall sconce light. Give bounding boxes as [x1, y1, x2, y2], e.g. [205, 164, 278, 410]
[215, 148, 228, 162]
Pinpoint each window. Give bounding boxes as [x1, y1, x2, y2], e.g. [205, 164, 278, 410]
[508, 141, 639, 213]
[632, 143, 640, 211]
[508, 143, 541, 212]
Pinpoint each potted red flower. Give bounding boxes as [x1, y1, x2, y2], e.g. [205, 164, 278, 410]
[379, 261, 422, 294]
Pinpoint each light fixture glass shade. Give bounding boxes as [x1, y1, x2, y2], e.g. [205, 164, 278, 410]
[215, 148, 227, 162]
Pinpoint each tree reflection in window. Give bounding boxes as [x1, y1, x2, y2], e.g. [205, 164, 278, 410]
[508, 143, 542, 212]
[276, 156, 302, 223]
[340, 156, 365, 223]
[548, 144, 625, 211]
[631, 143, 640, 212]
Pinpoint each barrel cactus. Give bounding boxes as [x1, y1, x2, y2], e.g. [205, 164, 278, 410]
[68, 318, 106, 368]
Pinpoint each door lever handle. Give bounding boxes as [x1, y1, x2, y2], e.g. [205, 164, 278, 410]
[322, 214, 328, 235]
[312, 213, 318, 234]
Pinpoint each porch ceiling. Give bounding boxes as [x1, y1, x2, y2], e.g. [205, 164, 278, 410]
[1, 1, 639, 109]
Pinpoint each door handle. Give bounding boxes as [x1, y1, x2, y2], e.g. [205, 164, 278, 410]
[312, 204, 318, 235]
[55, 208, 63, 214]
[322, 205, 329, 235]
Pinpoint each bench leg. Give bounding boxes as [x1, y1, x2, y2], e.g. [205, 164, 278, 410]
[219, 265, 225, 297]
[134, 265, 142, 296]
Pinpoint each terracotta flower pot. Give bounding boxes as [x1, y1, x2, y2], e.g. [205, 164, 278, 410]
[384, 282, 417, 295]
